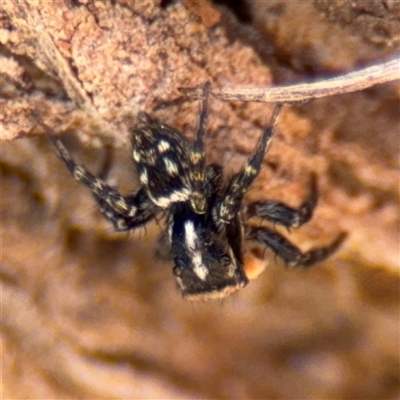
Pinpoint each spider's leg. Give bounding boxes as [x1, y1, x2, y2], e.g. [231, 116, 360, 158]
[246, 174, 318, 228]
[246, 225, 346, 267]
[215, 103, 283, 224]
[188, 81, 210, 214]
[48, 135, 157, 231]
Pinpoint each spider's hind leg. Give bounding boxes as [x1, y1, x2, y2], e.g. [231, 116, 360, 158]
[246, 174, 318, 228]
[48, 135, 157, 231]
[245, 225, 346, 267]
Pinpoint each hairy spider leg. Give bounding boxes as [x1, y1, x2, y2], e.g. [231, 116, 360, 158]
[245, 225, 347, 267]
[48, 135, 157, 231]
[189, 81, 211, 214]
[216, 103, 283, 224]
[246, 174, 318, 228]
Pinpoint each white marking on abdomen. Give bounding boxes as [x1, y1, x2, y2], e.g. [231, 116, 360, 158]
[163, 158, 179, 175]
[192, 252, 208, 281]
[157, 140, 171, 153]
[140, 169, 148, 185]
[184, 220, 208, 280]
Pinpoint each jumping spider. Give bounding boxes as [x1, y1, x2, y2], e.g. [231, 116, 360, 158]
[48, 82, 345, 301]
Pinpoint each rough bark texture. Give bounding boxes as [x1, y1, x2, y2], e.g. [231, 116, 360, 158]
[1, 1, 399, 399]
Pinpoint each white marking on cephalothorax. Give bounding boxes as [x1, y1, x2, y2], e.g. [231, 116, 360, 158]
[163, 158, 179, 175]
[152, 188, 191, 207]
[132, 150, 140, 162]
[157, 140, 171, 153]
[140, 169, 148, 185]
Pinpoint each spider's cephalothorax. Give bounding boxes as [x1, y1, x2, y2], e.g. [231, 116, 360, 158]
[48, 82, 345, 300]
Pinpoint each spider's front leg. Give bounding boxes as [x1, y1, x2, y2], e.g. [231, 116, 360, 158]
[215, 103, 283, 224]
[188, 81, 210, 214]
[245, 225, 346, 267]
[48, 135, 157, 231]
[246, 174, 318, 228]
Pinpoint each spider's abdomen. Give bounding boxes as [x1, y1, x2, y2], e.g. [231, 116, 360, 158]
[169, 202, 248, 300]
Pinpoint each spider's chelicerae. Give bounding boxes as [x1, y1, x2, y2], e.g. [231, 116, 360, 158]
[48, 82, 345, 301]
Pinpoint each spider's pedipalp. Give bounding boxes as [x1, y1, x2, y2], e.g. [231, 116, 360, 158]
[246, 173, 318, 228]
[245, 225, 346, 267]
[48, 135, 157, 231]
[215, 103, 283, 225]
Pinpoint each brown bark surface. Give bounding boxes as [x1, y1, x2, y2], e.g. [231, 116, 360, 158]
[1, 1, 399, 399]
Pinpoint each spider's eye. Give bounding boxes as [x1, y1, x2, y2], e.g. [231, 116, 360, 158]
[219, 254, 231, 267]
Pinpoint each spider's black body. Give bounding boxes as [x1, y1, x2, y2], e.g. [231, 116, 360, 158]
[49, 83, 345, 300]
